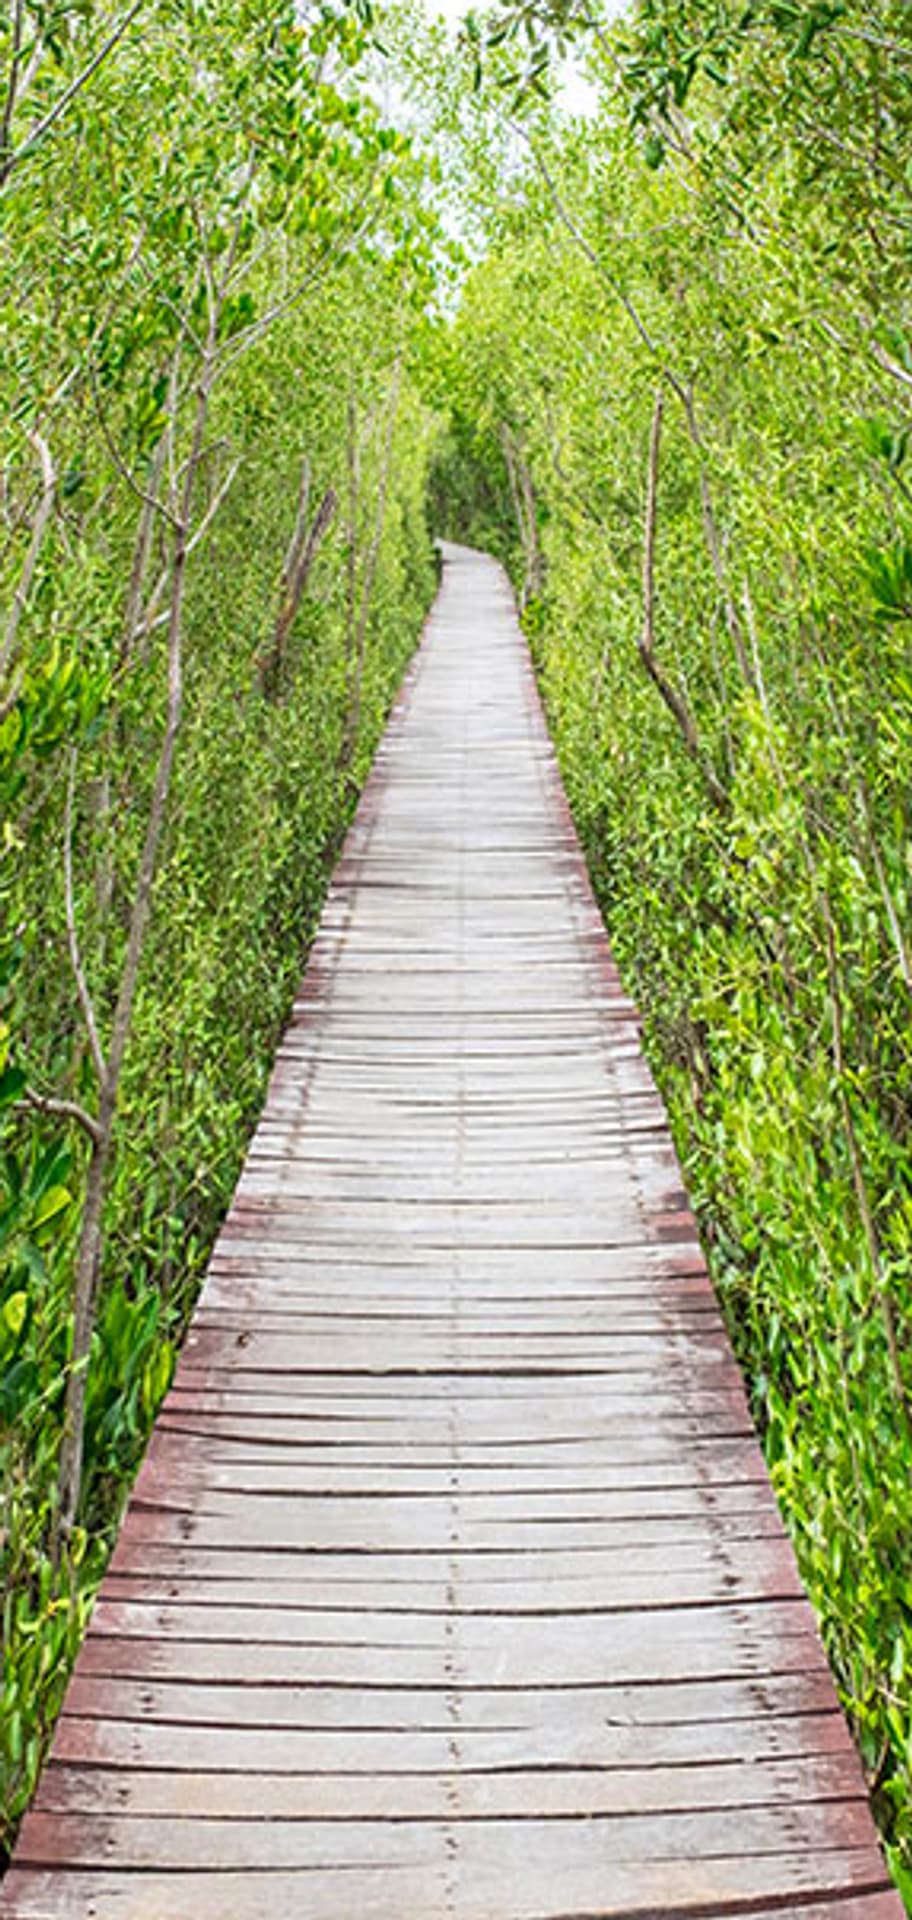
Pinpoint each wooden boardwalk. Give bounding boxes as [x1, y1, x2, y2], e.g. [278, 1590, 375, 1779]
[3, 545, 901, 1919]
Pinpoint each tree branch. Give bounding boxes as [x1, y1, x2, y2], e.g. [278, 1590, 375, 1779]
[341, 353, 402, 769]
[637, 387, 727, 808]
[18, 1086, 102, 1147]
[258, 474, 338, 700]
[185, 455, 241, 559]
[64, 750, 107, 1084]
[0, 429, 56, 678]
[88, 363, 178, 527]
[0, 0, 24, 174]
[868, 338, 912, 393]
[678, 385, 754, 689]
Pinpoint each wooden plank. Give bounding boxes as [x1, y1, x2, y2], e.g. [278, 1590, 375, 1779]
[99, 1565, 804, 1608]
[34, 1753, 866, 1818]
[48, 1707, 857, 1772]
[86, 1595, 819, 1647]
[109, 1506, 791, 1553]
[58, 1669, 856, 1731]
[15, 1805, 882, 1870]
[127, 1473, 781, 1519]
[4, 542, 899, 1918]
[2, 1863, 900, 1920]
[74, 1613, 827, 1689]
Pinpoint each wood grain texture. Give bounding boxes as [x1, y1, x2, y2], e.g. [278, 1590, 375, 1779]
[1, 544, 900, 1919]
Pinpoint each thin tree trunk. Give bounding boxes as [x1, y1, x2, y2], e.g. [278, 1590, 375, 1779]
[501, 426, 527, 566]
[259, 464, 337, 700]
[501, 424, 542, 608]
[1, 430, 56, 680]
[678, 385, 754, 690]
[0, 0, 24, 175]
[637, 388, 727, 809]
[340, 355, 402, 772]
[343, 387, 359, 675]
[515, 441, 542, 604]
[121, 430, 169, 671]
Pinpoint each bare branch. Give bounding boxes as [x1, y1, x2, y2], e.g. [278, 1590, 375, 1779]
[341, 353, 403, 769]
[64, 750, 107, 1084]
[213, 185, 380, 379]
[186, 455, 241, 557]
[123, 454, 241, 661]
[297, 486, 336, 586]
[189, 194, 219, 341]
[741, 578, 771, 714]
[259, 473, 337, 699]
[677, 385, 754, 688]
[88, 364, 178, 527]
[0, 0, 24, 174]
[121, 432, 169, 667]
[0, 429, 56, 678]
[0, 663, 23, 725]
[640, 390, 663, 658]
[869, 338, 912, 393]
[283, 458, 313, 593]
[215, 152, 259, 302]
[16, 27, 46, 109]
[637, 388, 727, 808]
[833, 23, 912, 60]
[18, 1086, 102, 1147]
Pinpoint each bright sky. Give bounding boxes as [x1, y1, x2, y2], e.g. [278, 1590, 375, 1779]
[430, 0, 627, 25]
[423, 0, 630, 114]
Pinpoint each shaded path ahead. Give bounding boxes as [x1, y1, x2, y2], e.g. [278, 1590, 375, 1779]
[4, 546, 901, 1918]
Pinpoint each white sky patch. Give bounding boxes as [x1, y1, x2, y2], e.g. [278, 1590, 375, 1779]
[421, 0, 630, 116]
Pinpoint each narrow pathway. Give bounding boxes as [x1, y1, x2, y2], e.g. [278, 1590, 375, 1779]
[3, 547, 901, 1918]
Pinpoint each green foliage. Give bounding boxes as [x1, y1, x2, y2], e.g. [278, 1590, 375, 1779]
[3, 0, 912, 1902]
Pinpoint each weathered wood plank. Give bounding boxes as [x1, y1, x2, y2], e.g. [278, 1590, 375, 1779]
[48, 1707, 856, 1772]
[4, 1863, 900, 1920]
[34, 1753, 866, 1818]
[42, 1669, 869, 1735]
[74, 1614, 827, 1688]
[15, 1805, 882, 1871]
[86, 1595, 819, 1649]
[99, 1565, 804, 1608]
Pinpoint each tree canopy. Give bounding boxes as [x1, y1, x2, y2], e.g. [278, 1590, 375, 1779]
[1, 0, 911, 1901]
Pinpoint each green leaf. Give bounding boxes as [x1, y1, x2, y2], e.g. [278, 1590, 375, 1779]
[0, 1063, 27, 1106]
[30, 1185, 73, 1231]
[3, 1292, 28, 1339]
